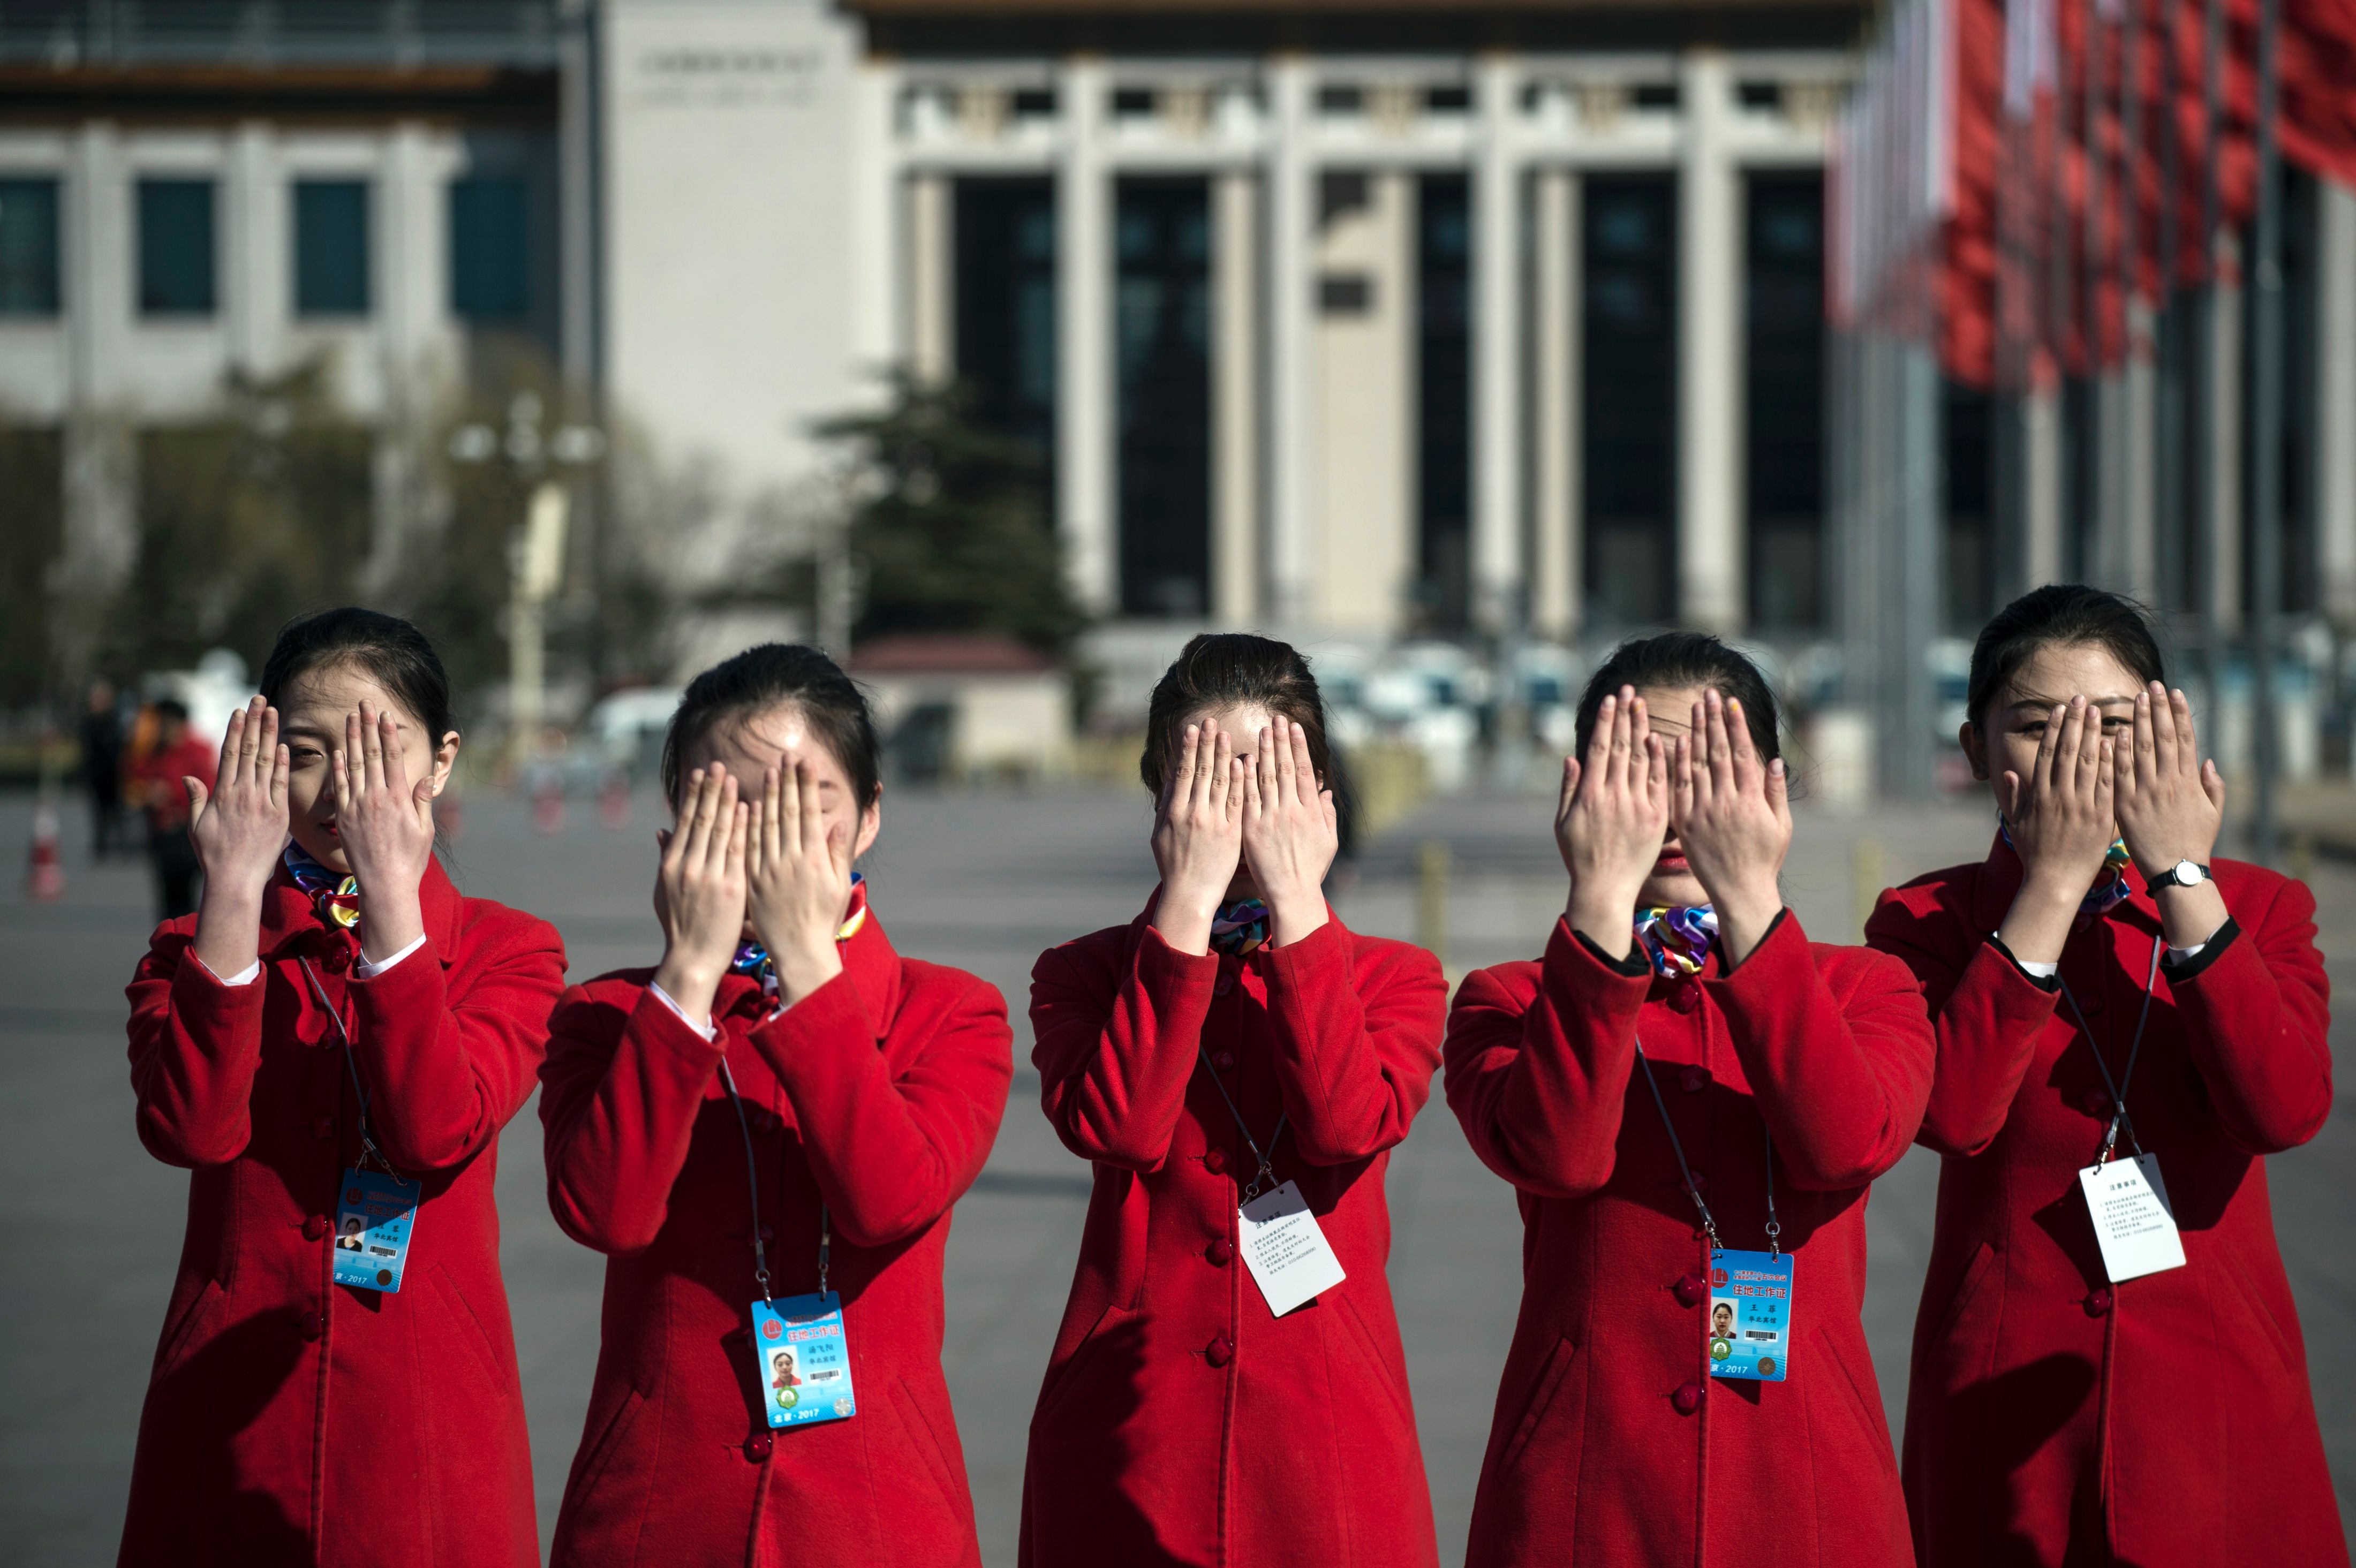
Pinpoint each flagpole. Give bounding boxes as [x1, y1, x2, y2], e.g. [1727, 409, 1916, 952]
[2154, 0, 2183, 613]
[2194, 0, 2224, 741]
[2248, 0, 2283, 862]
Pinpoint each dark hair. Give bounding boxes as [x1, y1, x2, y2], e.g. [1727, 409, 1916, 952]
[1573, 632, 1780, 760]
[1139, 634, 1333, 794]
[1966, 584, 2165, 728]
[660, 643, 882, 809]
[153, 698, 190, 723]
[259, 608, 457, 743]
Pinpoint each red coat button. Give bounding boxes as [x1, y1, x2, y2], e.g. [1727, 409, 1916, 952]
[1674, 1272, 1707, 1307]
[311, 1116, 335, 1140]
[1213, 1050, 1235, 1070]
[744, 1433, 773, 1461]
[1213, 973, 1235, 997]
[297, 1310, 324, 1341]
[1203, 1148, 1228, 1174]
[303, 1214, 329, 1241]
[321, 945, 350, 975]
[1205, 1335, 1234, 1368]
[1670, 982, 1701, 1014]
[1686, 1171, 1709, 1195]
[1206, 1239, 1234, 1267]
[2081, 1090, 2114, 1118]
[1680, 1066, 1708, 1094]
[2086, 1288, 2113, 1316]
[1672, 1382, 1703, 1415]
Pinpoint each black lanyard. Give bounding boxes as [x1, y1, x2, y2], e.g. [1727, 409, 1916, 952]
[717, 1058, 830, 1304]
[2056, 932, 2164, 1166]
[1197, 1047, 1287, 1202]
[1633, 1035, 1780, 1258]
[300, 956, 408, 1185]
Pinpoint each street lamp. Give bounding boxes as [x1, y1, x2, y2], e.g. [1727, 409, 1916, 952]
[447, 392, 605, 770]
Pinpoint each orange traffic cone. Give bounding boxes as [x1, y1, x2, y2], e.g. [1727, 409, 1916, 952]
[532, 771, 567, 836]
[26, 801, 65, 901]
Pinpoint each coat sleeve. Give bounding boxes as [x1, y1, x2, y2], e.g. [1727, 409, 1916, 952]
[126, 927, 271, 1169]
[540, 986, 727, 1254]
[1258, 922, 1444, 1165]
[1443, 920, 1652, 1200]
[1031, 927, 1219, 1172]
[1704, 912, 1935, 1190]
[347, 914, 568, 1172]
[753, 970, 1013, 1249]
[2163, 878, 2334, 1154]
[1866, 889, 2062, 1157]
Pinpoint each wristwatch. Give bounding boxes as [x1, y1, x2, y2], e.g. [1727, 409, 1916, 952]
[2156, 859, 2213, 889]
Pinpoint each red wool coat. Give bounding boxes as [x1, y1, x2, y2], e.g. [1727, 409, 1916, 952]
[1020, 905, 1446, 1568]
[539, 910, 1012, 1568]
[1868, 842, 2344, 1567]
[119, 859, 566, 1568]
[1445, 912, 1934, 1568]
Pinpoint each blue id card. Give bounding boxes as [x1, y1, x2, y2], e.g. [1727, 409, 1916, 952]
[1706, 1249, 1793, 1382]
[332, 1168, 418, 1293]
[751, 1294, 856, 1428]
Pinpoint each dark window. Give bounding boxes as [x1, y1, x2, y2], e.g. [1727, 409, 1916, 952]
[1115, 178, 1212, 618]
[1738, 80, 1782, 111]
[294, 179, 370, 318]
[0, 179, 61, 316]
[138, 178, 216, 317]
[449, 175, 528, 321]
[2248, 167, 2318, 615]
[1012, 88, 1056, 119]
[1317, 84, 1364, 115]
[1634, 82, 1681, 111]
[1425, 84, 1471, 112]
[955, 178, 1058, 469]
[1583, 174, 1678, 627]
[1418, 175, 1472, 631]
[1318, 273, 1372, 315]
[1318, 171, 1371, 229]
[1944, 380, 1995, 632]
[1745, 172, 1824, 631]
[1112, 86, 1156, 118]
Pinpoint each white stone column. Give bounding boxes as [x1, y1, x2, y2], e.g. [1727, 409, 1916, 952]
[1470, 51, 1522, 634]
[2093, 369, 2127, 586]
[2317, 178, 2356, 627]
[849, 57, 900, 390]
[1212, 169, 1260, 623]
[906, 171, 954, 384]
[1677, 49, 1742, 632]
[2123, 301, 2158, 600]
[66, 121, 123, 410]
[227, 121, 283, 377]
[1532, 166, 1580, 640]
[1265, 54, 1315, 625]
[2210, 235, 2245, 636]
[559, 1, 599, 386]
[58, 122, 136, 684]
[1311, 171, 1414, 634]
[1056, 56, 1116, 615]
[2026, 382, 2063, 584]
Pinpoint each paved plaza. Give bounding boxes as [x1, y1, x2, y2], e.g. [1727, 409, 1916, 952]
[1, 783, 2348, 1565]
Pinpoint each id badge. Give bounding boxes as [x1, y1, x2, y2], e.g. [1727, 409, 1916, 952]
[1706, 1249, 1793, 1382]
[1237, 1180, 1348, 1319]
[751, 1294, 856, 1428]
[331, 1169, 418, 1293]
[2078, 1154, 2187, 1283]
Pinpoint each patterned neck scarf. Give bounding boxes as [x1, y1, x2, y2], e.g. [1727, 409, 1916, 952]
[1634, 904, 1718, 978]
[1999, 819, 2134, 929]
[284, 843, 361, 937]
[731, 874, 870, 999]
[1209, 899, 1270, 958]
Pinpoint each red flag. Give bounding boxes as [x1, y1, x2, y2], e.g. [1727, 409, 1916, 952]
[2281, 0, 2356, 187]
[1940, 0, 2007, 384]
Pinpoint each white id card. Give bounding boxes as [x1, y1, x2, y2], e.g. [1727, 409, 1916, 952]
[1237, 1180, 1347, 1317]
[2078, 1154, 2187, 1283]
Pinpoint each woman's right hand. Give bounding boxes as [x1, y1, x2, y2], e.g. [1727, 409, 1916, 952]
[1996, 695, 2117, 965]
[190, 696, 290, 979]
[1150, 719, 1243, 956]
[650, 767, 749, 1030]
[1558, 688, 1669, 960]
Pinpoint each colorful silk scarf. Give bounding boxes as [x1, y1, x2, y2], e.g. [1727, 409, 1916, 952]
[1999, 819, 2134, 928]
[284, 844, 361, 936]
[731, 873, 870, 999]
[1634, 904, 1718, 978]
[1210, 899, 1270, 958]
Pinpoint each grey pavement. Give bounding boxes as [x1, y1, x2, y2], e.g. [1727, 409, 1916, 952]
[1, 784, 2347, 1566]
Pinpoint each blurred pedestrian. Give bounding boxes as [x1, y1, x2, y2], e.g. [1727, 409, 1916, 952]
[1021, 634, 1445, 1568]
[131, 698, 217, 920]
[81, 678, 127, 858]
[1869, 585, 2343, 1567]
[1444, 634, 1930, 1568]
[540, 643, 1009, 1568]
[119, 608, 565, 1568]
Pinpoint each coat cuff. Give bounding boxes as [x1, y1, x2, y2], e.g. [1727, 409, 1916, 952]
[752, 967, 879, 1087]
[1565, 919, 1652, 979]
[1546, 915, 1656, 988]
[1702, 906, 1805, 1001]
[626, 984, 730, 1074]
[1984, 932, 2063, 991]
[168, 944, 273, 1025]
[1136, 922, 1221, 998]
[2160, 915, 2241, 982]
[348, 935, 445, 1017]
[1261, 914, 1349, 989]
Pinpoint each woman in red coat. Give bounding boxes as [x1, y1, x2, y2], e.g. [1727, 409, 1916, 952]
[1021, 633, 1445, 1568]
[541, 644, 1011, 1568]
[120, 608, 565, 1567]
[1446, 633, 1934, 1568]
[1867, 585, 2343, 1567]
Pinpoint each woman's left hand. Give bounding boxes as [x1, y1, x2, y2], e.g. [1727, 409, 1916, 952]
[1240, 715, 1339, 946]
[746, 760, 853, 1006]
[334, 701, 436, 963]
[2113, 681, 2230, 948]
[1669, 689, 1792, 964]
